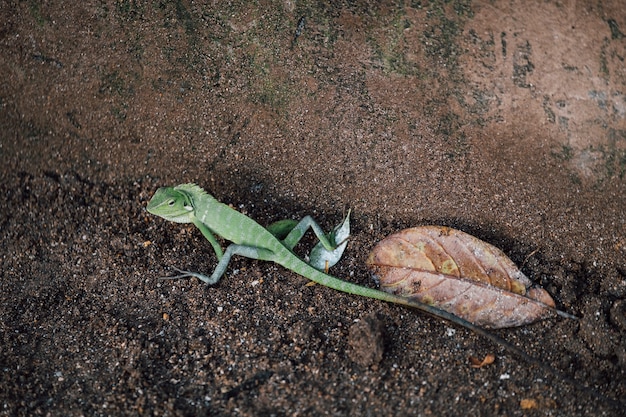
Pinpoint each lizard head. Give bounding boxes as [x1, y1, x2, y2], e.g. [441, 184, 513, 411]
[147, 186, 195, 223]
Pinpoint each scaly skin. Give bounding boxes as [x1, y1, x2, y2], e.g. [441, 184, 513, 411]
[146, 183, 619, 410]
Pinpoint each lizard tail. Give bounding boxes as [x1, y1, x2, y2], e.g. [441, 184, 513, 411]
[275, 247, 485, 326]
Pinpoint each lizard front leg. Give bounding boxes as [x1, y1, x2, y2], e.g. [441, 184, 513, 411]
[192, 219, 224, 260]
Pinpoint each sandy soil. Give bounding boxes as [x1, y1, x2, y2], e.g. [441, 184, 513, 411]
[1, 1, 625, 416]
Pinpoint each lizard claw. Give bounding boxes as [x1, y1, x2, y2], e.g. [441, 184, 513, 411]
[159, 266, 212, 284]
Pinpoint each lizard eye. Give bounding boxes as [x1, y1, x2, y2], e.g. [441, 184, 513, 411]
[168, 200, 175, 206]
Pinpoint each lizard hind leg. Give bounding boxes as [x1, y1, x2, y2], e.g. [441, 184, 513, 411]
[206, 243, 275, 285]
[266, 219, 299, 240]
[280, 211, 351, 271]
[281, 216, 338, 251]
[159, 245, 275, 286]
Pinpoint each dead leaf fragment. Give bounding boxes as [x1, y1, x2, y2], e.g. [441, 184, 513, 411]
[366, 226, 560, 329]
[469, 353, 495, 368]
[520, 398, 538, 409]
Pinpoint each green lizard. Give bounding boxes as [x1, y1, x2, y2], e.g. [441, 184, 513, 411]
[146, 183, 618, 409]
[146, 183, 471, 317]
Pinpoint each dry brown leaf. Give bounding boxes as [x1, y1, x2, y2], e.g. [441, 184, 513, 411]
[366, 226, 570, 329]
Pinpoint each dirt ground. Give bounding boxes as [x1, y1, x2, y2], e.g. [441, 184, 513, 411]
[1, 1, 625, 416]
